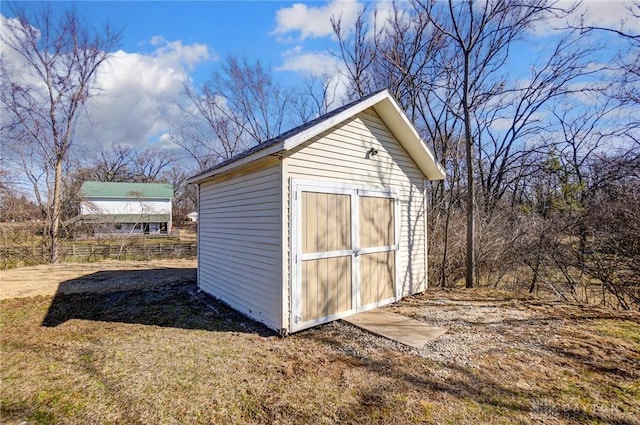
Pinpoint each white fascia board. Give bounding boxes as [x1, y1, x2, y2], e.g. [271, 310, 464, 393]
[186, 142, 285, 184]
[373, 97, 446, 180]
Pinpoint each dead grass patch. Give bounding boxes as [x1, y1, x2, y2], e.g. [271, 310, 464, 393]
[1, 281, 639, 424]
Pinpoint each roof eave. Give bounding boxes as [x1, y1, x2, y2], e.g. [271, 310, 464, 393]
[187, 142, 286, 185]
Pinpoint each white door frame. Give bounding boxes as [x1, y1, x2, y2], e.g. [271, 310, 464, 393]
[290, 178, 400, 332]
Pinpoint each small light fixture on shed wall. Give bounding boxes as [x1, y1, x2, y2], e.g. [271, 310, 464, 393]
[368, 147, 379, 157]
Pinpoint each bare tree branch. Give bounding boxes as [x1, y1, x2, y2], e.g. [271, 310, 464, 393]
[0, 5, 120, 261]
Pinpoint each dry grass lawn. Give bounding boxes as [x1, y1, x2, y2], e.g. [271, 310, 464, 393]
[1, 266, 639, 424]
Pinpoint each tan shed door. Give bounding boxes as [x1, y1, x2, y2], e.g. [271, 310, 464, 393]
[358, 196, 396, 308]
[300, 192, 353, 323]
[292, 181, 399, 332]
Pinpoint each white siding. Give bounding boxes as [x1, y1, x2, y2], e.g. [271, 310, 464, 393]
[285, 108, 428, 307]
[198, 159, 284, 331]
[80, 198, 171, 215]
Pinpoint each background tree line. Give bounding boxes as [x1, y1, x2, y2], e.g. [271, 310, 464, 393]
[327, 0, 638, 309]
[1, 1, 638, 309]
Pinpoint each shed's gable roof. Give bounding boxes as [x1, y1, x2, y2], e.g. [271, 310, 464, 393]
[80, 182, 174, 199]
[188, 89, 445, 183]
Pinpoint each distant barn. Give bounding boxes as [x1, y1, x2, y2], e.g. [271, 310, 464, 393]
[188, 90, 445, 334]
[77, 181, 173, 236]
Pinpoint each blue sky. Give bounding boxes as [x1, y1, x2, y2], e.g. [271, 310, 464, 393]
[59, 1, 314, 78]
[1, 1, 364, 151]
[0, 0, 634, 153]
[4, 1, 335, 83]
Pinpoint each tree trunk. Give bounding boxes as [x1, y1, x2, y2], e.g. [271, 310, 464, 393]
[463, 50, 475, 289]
[440, 198, 452, 287]
[529, 258, 540, 293]
[50, 158, 63, 263]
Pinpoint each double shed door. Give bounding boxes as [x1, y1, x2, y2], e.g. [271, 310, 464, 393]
[291, 181, 399, 332]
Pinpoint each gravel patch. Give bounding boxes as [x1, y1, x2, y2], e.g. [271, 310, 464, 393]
[310, 293, 585, 370]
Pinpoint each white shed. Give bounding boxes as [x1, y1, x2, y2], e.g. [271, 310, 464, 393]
[188, 90, 445, 334]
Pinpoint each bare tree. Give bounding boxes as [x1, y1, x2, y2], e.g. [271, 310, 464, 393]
[475, 29, 602, 215]
[217, 56, 294, 143]
[331, 5, 377, 99]
[82, 145, 137, 182]
[331, 3, 464, 288]
[333, 0, 584, 287]
[174, 56, 297, 171]
[410, 0, 580, 287]
[291, 74, 341, 123]
[328, 0, 638, 303]
[131, 148, 176, 183]
[578, 1, 640, 105]
[176, 82, 247, 170]
[0, 168, 41, 222]
[159, 166, 197, 226]
[585, 153, 640, 309]
[0, 5, 120, 262]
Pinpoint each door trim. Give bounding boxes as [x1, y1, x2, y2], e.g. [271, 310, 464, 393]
[290, 178, 400, 332]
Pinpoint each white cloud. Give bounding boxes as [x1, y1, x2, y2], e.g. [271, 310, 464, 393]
[370, 0, 398, 34]
[272, 0, 363, 40]
[532, 0, 634, 33]
[146, 36, 212, 70]
[0, 16, 45, 91]
[77, 39, 212, 150]
[150, 35, 165, 46]
[1, 13, 212, 152]
[277, 49, 350, 101]
[576, 0, 635, 28]
[278, 51, 340, 75]
[489, 117, 515, 132]
[282, 45, 304, 56]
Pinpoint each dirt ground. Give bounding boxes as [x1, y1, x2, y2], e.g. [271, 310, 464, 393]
[0, 259, 196, 300]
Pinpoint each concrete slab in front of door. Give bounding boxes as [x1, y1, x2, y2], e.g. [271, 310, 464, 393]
[342, 310, 447, 349]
